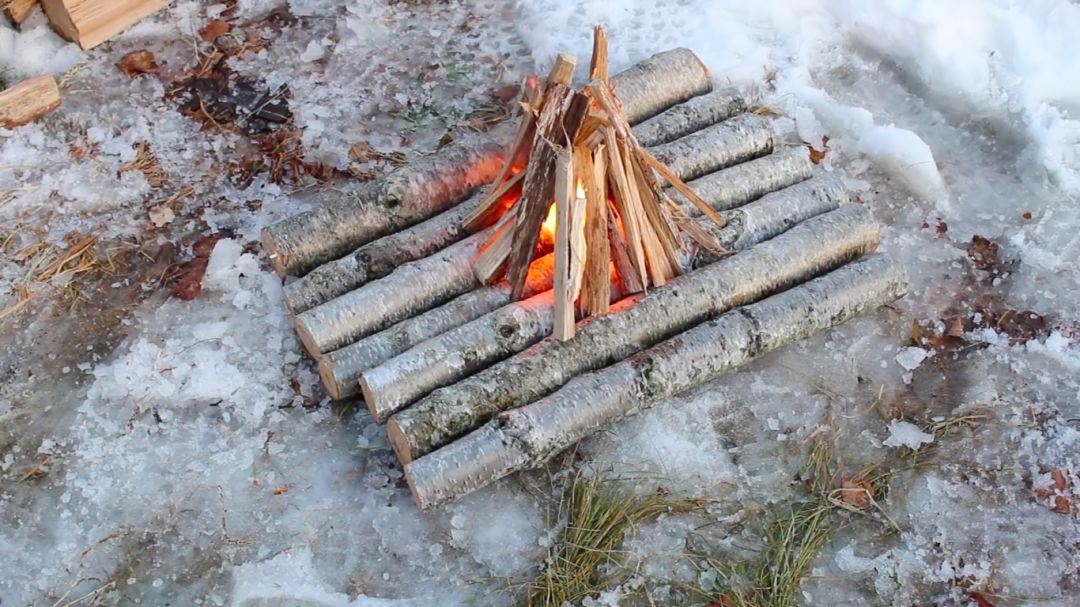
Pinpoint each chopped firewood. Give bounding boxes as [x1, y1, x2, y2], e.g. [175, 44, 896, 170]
[388, 206, 882, 463]
[0, 74, 61, 128]
[553, 150, 576, 340]
[405, 255, 907, 509]
[4, 0, 38, 24]
[40, 0, 171, 50]
[578, 144, 611, 316]
[468, 28, 732, 340]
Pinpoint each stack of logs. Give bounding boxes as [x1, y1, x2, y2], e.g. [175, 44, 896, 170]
[262, 47, 908, 509]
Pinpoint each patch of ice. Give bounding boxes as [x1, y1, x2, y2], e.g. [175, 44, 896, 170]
[895, 346, 930, 371]
[883, 420, 935, 449]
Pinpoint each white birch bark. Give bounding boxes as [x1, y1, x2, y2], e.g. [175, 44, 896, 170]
[318, 255, 556, 400]
[633, 88, 746, 147]
[405, 254, 908, 509]
[650, 113, 773, 182]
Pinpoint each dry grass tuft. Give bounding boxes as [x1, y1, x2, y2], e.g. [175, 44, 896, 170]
[527, 473, 702, 607]
[119, 141, 169, 188]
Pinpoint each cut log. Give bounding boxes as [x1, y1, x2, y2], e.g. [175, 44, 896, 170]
[294, 119, 759, 357]
[610, 47, 712, 124]
[697, 174, 848, 261]
[262, 139, 507, 277]
[633, 88, 747, 147]
[364, 174, 846, 420]
[281, 188, 490, 315]
[387, 205, 882, 463]
[0, 75, 61, 128]
[669, 146, 813, 214]
[4, 0, 38, 24]
[41, 0, 170, 50]
[650, 113, 774, 182]
[293, 231, 488, 357]
[405, 254, 908, 509]
[319, 254, 557, 400]
[262, 47, 712, 278]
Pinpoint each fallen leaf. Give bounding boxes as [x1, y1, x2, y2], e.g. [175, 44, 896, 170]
[174, 258, 208, 300]
[271, 485, 288, 495]
[807, 135, 830, 165]
[1022, 211, 1032, 220]
[148, 205, 175, 228]
[994, 309, 1047, 345]
[200, 19, 232, 43]
[945, 316, 966, 338]
[117, 50, 159, 77]
[1050, 468, 1068, 491]
[840, 480, 873, 509]
[1053, 495, 1071, 514]
[969, 590, 995, 607]
[936, 221, 948, 235]
[191, 234, 221, 258]
[967, 235, 999, 270]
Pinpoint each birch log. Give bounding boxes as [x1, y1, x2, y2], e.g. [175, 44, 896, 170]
[611, 48, 712, 124]
[262, 140, 506, 277]
[282, 189, 485, 314]
[362, 174, 846, 419]
[318, 255, 557, 400]
[387, 205, 882, 463]
[294, 231, 488, 357]
[293, 119, 772, 357]
[670, 146, 813, 214]
[650, 113, 773, 182]
[633, 88, 746, 147]
[284, 94, 764, 314]
[406, 254, 908, 509]
[263, 47, 712, 278]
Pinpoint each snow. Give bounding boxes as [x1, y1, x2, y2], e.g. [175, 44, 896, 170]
[883, 420, 936, 449]
[3, 0, 1080, 605]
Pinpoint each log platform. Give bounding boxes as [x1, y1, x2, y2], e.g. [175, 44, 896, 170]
[264, 46, 908, 509]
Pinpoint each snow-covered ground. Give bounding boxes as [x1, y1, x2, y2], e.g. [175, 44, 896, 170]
[2, 1, 1078, 605]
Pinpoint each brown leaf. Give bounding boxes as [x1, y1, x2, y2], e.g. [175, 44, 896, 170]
[807, 135, 830, 164]
[967, 235, 999, 270]
[936, 221, 948, 234]
[117, 50, 159, 77]
[174, 258, 208, 300]
[1022, 211, 1032, 220]
[191, 234, 221, 258]
[271, 485, 288, 495]
[969, 591, 995, 607]
[995, 309, 1047, 345]
[200, 19, 232, 43]
[1053, 495, 1071, 514]
[1050, 468, 1068, 491]
[945, 316, 966, 338]
[840, 480, 873, 509]
[494, 83, 521, 103]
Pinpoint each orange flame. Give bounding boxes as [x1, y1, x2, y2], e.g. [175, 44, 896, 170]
[540, 182, 587, 240]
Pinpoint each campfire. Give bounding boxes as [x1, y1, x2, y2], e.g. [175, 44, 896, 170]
[464, 26, 727, 339]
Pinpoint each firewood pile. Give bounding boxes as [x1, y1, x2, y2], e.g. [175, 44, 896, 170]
[261, 39, 909, 509]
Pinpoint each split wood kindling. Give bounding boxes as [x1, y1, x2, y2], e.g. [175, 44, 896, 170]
[467, 25, 725, 340]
